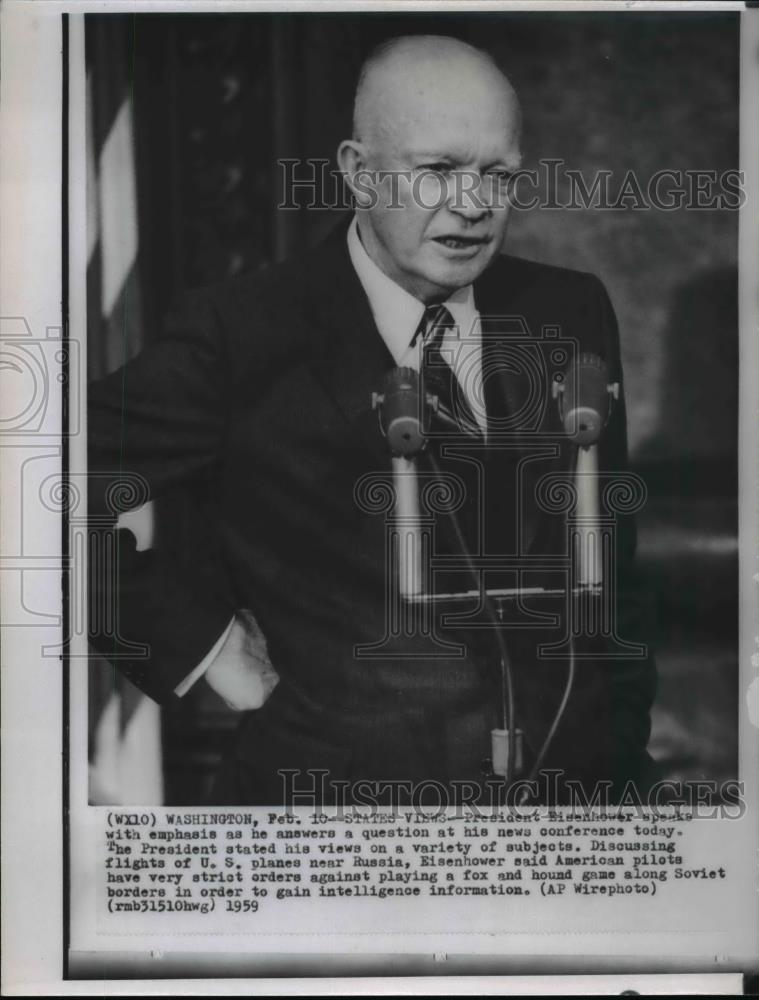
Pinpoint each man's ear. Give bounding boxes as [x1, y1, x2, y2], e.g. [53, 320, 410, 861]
[337, 139, 374, 208]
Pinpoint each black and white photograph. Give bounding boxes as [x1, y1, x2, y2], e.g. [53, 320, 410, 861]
[85, 11, 738, 809]
[1, 1, 758, 993]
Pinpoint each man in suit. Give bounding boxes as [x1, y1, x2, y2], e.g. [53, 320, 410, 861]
[88, 35, 657, 806]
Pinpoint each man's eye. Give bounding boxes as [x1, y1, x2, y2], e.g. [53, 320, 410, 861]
[487, 170, 514, 185]
[419, 163, 452, 175]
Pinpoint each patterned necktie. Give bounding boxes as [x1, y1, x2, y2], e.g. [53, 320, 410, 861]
[413, 305, 485, 583]
[414, 304, 483, 439]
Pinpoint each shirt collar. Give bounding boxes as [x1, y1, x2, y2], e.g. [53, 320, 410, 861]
[347, 215, 476, 364]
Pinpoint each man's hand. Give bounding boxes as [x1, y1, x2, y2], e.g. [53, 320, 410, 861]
[204, 610, 279, 711]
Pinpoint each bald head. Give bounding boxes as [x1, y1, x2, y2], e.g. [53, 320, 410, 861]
[353, 35, 520, 149]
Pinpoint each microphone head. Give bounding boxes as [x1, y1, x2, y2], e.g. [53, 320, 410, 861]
[557, 352, 612, 446]
[378, 367, 426, 456]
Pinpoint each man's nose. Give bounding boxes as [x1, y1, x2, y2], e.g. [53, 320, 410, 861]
[447, 172, 491, 221]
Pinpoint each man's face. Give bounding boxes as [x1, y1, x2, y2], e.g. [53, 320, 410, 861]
[354, 66, 522, 302]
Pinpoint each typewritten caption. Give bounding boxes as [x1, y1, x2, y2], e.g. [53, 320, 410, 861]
[100, 807, 727, 920]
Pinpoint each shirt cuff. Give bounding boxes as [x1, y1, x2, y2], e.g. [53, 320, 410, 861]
[173, 615, 236, 697]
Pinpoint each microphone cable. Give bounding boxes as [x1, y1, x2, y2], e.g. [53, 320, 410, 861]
[429, 444, 577, 798]
[515, 635, 576, 807]
[425, 447, 517, 783]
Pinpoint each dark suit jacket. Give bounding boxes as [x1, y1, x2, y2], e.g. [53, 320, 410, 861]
[88, 222, 657, 803]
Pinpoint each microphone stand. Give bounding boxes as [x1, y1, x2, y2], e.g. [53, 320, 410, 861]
[510, 356, 620, 803]
[575, 442, 603, 589]
[423, 448, 518, 783]
[513, 439, 599, 805]
[391, 454, 424, 598]
[374, 368, 520, 783]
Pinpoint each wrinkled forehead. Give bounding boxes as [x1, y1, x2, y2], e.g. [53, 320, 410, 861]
[363, 57, 521, 161]
[376, 96, 521, 166]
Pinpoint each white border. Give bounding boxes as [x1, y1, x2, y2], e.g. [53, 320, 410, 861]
[1, 4, 64, 994]
[1, 1, 757, 993]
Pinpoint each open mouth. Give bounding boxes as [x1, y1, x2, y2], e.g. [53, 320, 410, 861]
[433, 236, 488, 250]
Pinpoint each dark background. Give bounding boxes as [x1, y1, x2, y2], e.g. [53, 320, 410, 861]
[89, 12, 739, 802]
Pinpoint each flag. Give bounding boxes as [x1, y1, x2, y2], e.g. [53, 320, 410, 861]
[86, 16, 163, 806]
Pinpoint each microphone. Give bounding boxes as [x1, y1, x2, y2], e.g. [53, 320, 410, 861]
[372, 367, 428, 456]
[515, 356, 621, 799]
[552, 352, 619, 589]
[372, 368, 428, 597]
[552, 352, 619, 447]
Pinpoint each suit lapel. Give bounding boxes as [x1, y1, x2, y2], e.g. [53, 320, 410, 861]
[301, 224, 396, 466]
